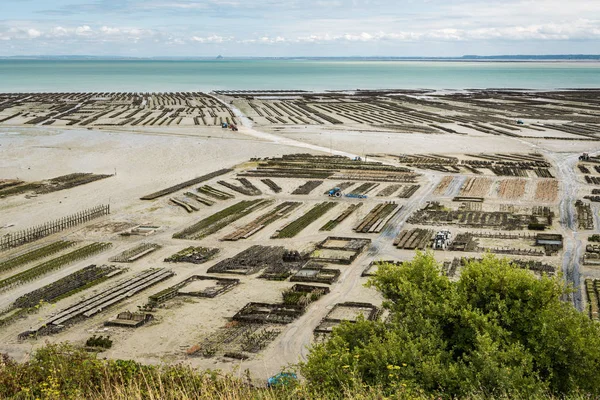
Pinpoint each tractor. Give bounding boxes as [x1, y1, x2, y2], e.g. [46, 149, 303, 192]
[328, 187, 343, 197]
[327, 187, 367, 199]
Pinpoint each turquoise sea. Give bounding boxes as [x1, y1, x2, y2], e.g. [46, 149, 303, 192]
[0, 59, 599, 92]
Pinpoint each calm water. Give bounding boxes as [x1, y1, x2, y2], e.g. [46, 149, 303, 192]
[0, 59, 599, 92]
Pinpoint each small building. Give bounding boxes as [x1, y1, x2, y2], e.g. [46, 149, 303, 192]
[535, 233, 563, 247]
[535, 233, 563, 255]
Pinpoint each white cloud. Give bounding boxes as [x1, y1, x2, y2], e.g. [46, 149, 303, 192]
[296, 32, 416, 43]
[191, 35, 232, 43]
[293, 20, 600, 44]
[241, 36, 287, 44]
[27, 29, 42, 38]
[2, 21, 599, 46]
[75, 25, 92, 36]
[2, 27, 43, 40]
[100, 26, 121, 35]
[0, 7, 598, 57]
[50, 26, 69, 37]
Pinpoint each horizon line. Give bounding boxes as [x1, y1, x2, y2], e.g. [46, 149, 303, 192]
[1, 54, 600, 60]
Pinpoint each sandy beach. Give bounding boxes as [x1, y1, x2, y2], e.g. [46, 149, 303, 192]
[1, 89, 599, 381]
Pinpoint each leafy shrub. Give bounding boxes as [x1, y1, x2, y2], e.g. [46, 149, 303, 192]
[85, 336, 113, 349]
[301, 252, 600, 398]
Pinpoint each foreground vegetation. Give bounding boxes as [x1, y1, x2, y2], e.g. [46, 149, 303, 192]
[0, 344, 398, 400]
[302, 253, 600, 398]
[2, 253, 600, 399]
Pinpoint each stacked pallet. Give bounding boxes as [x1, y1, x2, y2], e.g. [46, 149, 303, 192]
[586, 176, 600, 185]
[397, 185, 421, 199]
[218, 179, 262, 196]
[349, 182, 379, 195]
[376, 184, 401, 197]
[320, 204, 363, 231]
[324, 182, 355, 194]
[586, 278, 599, 321]
[292, 180, 323, 195]
[576, 200, 594, 230]
[197, 185, 234, 200]
[222, 202, 301, 241]
[184, 192, 215, 206]
[170, 197, 199, 213]
[261, 179, 282, 193]
[354, 203, 401, 233]
[140, 169, 231, 200]
[434, 176, 454, 195]
[534, 180, 558, 202]
[109, 243, 162, 263]
[173, 199, 272, 240]
[40, 268, 174, 329]
[459, 177, 492, 197]
[394, 228, 433, 250]
[272, 202, 337, 238]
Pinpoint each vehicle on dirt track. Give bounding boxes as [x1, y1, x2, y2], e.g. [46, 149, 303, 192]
[328, 187, 343, 197]
[433, 230, 452, 250]
[327, 187, 368, 199]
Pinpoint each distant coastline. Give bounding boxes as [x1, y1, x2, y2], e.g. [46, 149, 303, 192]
[1, 54, 600, 61]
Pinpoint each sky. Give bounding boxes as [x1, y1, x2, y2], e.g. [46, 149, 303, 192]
[0, 0, 599, 57]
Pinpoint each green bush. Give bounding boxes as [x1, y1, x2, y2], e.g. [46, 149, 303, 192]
[85, 336, 113, 349]
[301, 252, 600, 398]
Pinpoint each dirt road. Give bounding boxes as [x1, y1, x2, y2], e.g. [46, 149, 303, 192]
[548, 151, 585, 310]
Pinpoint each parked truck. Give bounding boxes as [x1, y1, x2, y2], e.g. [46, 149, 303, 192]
[433, 230, 452, 250]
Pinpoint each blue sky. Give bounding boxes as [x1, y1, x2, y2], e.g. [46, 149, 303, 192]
[0, 0, 599, 57]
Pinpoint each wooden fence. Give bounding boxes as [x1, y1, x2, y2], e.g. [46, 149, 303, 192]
[1, 204, 109, 251]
